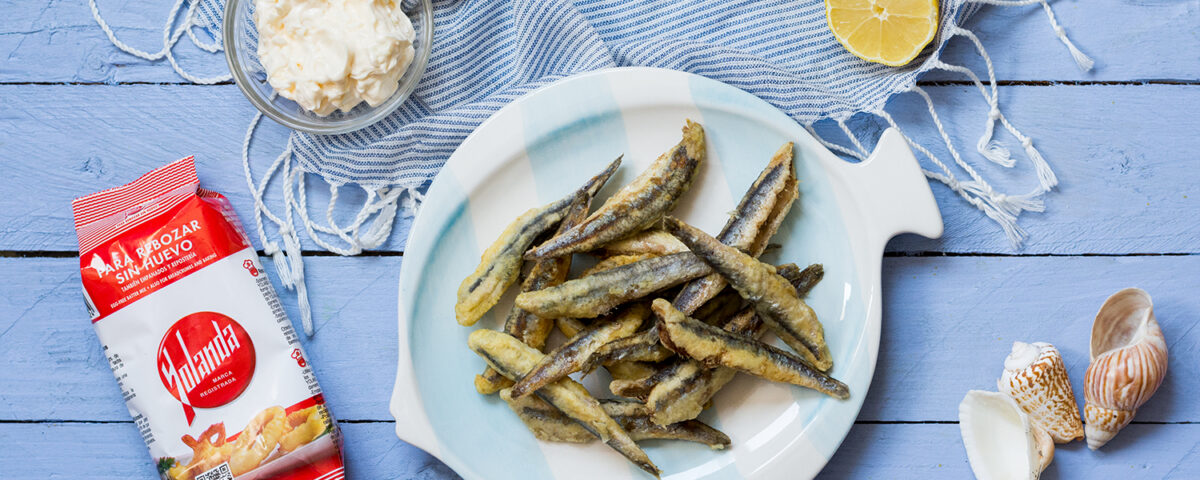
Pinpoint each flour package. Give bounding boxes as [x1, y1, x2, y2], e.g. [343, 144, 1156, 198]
[72, 157, 345, 480]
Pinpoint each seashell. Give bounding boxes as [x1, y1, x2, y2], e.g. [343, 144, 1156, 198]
[959, 390, 1054, 480]
[998, 341, 1084, 443]
[1084, 287, 1168, 450]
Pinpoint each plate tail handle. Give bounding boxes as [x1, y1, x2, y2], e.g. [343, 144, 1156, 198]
[389, 325, 441, 457]
[853, 127, 944, 243]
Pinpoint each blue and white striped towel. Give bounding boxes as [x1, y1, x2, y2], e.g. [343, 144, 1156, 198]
[91, 0, 1091, 334]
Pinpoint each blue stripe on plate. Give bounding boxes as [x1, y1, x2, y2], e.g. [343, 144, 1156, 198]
[410, 174, 556, 480]
[521, 72, 630, 204]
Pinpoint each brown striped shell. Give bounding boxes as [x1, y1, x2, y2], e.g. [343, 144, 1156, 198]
[1083, 288, 1168, 450]
[998, 342, 1084, 444]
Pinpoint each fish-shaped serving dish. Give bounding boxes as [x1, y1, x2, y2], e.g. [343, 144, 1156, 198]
[390, 67, 943, 479]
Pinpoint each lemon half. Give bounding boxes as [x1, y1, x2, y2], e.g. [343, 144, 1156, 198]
[825, 0, 939, 67]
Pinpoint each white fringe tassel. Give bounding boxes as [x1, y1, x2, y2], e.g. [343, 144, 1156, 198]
[814, 0, 1093, 247]
[241, 113, 419, 336]
[970, 0, 1094, 72]
[88, 0, 231, 84]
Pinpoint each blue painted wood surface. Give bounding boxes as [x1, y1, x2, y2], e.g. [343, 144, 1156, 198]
[1, 0, 1198, 478]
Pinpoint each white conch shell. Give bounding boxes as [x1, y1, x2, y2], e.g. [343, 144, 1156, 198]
[1084, 287, 1168, 450]
[959, 390, 1055, 480]
[998, 341, 1084, 443]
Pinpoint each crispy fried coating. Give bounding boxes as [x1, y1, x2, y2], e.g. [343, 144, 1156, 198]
[663, 217, 833, 371]
[500, 390, 730, 449]
[525, 121, 705, 259]
[652, 299, 849, 400]
[672, 142, 797, 316]
[476, 193, 593, 394]
[515, 252, 712, 319]
[510, 304, 648, 398]
[602, 230, 689, 256]
[468, 329, 660, 477]
[455, 157, 620, 326]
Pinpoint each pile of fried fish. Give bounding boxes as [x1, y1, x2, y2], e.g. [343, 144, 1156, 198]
[455, 120, 849, 477]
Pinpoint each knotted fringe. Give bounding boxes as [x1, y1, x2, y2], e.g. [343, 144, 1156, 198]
[242, 111, 421, 336]
[810, 0, 1087, 247]
[88, 0, 230, 84]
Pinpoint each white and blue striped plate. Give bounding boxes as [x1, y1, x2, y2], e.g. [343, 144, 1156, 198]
[391, 67, 943, 479]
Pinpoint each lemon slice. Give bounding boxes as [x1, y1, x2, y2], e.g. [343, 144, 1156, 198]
[825, 0, 939, 67]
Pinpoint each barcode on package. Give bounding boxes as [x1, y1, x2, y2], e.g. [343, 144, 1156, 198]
[195, 463, 234, 480]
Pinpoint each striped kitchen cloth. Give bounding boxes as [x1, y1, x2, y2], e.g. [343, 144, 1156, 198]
[91, 0, 1092, 335]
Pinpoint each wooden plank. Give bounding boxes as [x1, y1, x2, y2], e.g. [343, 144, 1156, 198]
[1, 84, 1198, 254]
[3, 0, 1197, 83]
[822, 423, 1200, 479]
[0, 422, 455, 480]
[924, 1, 1200, 83]
[0, 84, 412, 252]
[2, 422, 1197, 479]
[4, 255, 1196, 422]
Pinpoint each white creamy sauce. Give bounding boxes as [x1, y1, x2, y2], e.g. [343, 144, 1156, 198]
[254, 0, 415, 116]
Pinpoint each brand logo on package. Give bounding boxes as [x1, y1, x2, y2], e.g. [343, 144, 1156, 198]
[157, 312, 256, 424]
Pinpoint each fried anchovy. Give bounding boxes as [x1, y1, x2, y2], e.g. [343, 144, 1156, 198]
[515, 252, 712, 319]
[641, 266, 822, 424]
[556, 317, 587, 339]
[456, 158, 621, 326]
[580, 328, 674, 376]
[602, 230, 689, 256]
[652, 299, 849, 400]
[511, 304, 648, 398]
[475, 195, 593, 394]
[605, 361, 657, 381]
[672, 142, 796, 315]
[643, 308, 764, 425]
[746, 147, 800, 260]
[468, 329, 659, 477]
[610, 376, 655, 401]
[525, 121, 705, 259]
[580, 253, 659, 277]
[500, 390, 730, 449]
[499, 388, 595, 443]
[663, 217, 833, 371]
[775, 263, 824, 299]
[692, 288, 746, 326]
[592, 145, 796, 389]
[610, 361, 687, 401]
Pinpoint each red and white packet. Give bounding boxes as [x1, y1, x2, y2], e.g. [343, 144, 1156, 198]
[72, 157, 345, 480]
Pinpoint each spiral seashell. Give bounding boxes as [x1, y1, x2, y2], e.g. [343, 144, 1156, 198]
[959, 390, 1055, 480]
[998, 341, 1084, 443]
[1084, 288, 1168, 450]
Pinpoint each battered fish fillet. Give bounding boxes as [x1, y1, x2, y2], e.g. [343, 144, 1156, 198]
[652, 299, 849, 400]
[468, 329, 660, 477]
[642, 263, 823, 424]
[663, 217, 833, 371]
[514, 252, 712, 319]
[589, 144, 795, 387]
[775, 263, 825, 299]
[455, 157, 620, 326]
[499, 389, 730, 449]
[672, 142, 797, 315]
[643, 308, 763, 425]
[602, 230, 689, 256]
[475, 193, 593, 394]
[510, 304, 647, 398]
[525, 121, 705, 259]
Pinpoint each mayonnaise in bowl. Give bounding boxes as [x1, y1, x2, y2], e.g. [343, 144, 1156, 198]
[254, 0, 416, 116]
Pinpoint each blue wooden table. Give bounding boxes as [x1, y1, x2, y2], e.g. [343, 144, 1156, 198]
[2, 1, 1199, 478]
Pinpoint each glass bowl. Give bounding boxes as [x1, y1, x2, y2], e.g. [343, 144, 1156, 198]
[223, 0, 433, 135]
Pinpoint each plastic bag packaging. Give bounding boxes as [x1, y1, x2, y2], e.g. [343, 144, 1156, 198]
[72, 157, 345, 480]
